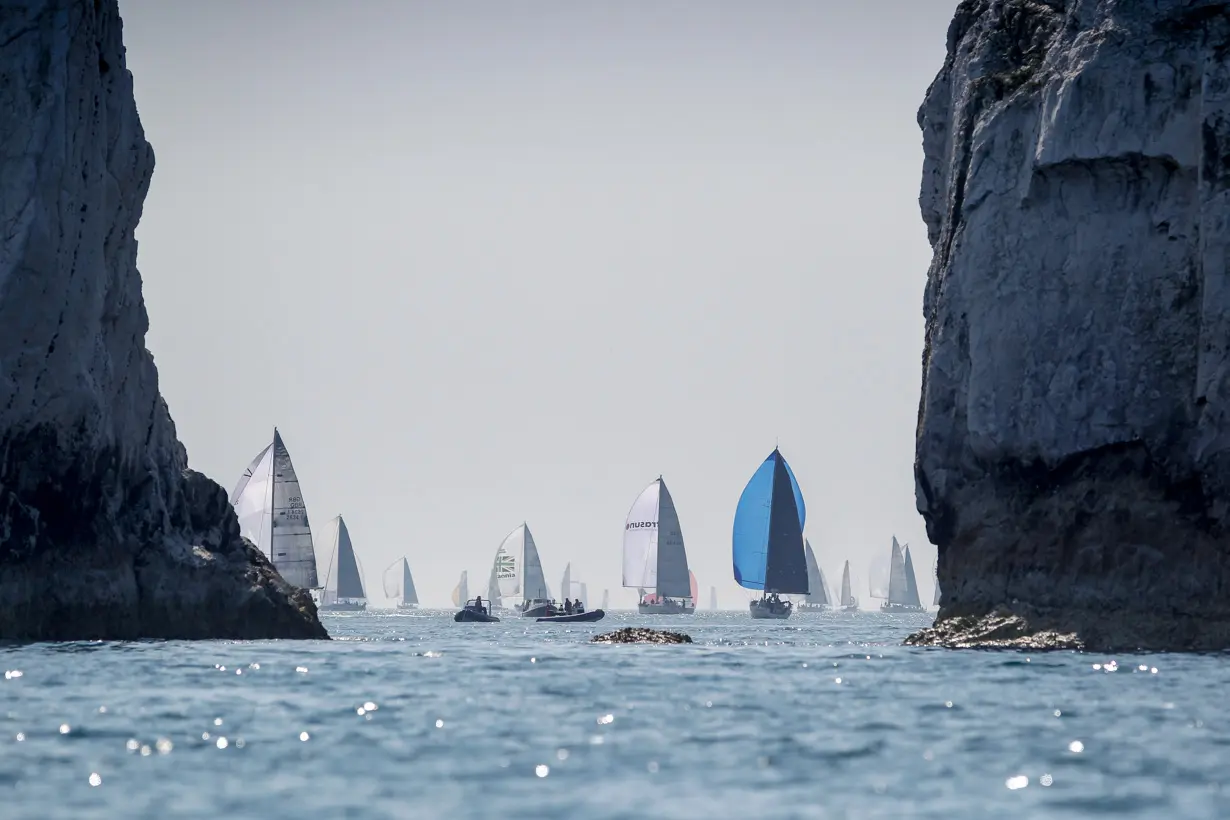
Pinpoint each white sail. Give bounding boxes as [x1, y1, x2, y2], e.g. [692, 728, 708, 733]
[521, 524, 550, 600]
[494, 527, 521, 598]
[230, 429, 319, 590]
[320, 515, 365, 605]
[803, 539, 829, 605]
[452, 570, 469, 607]
[840, 560, 857, 607]
[710, 585, 718, 610]
[601, 589, 610, 609]
[887, 536, 911, 606]
[561, 562, 571, 602]
[622, 477, 691, 598]
[486, 560, 502, 607]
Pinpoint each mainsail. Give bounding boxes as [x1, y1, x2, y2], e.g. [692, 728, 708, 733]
[885, 536, 914, 606]
[840, 560, 857, 608]
[451, 570, 469, 607]
[230, 428, 319, 589]
[803, 539, 830, 605]
[622, 477, 692, 599]
[494, 523, 550, 602]
[732, 448, 808, 594]
[321, 515, 366, 605]
[382, 557, 419, 606]
[601, 589, 610, 609]
[902, 545, 923, 608]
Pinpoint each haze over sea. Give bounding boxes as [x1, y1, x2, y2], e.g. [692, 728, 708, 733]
[3, 611, 1224, 819]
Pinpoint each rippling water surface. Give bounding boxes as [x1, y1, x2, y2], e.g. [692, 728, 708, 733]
[3, 610, 1228, 818]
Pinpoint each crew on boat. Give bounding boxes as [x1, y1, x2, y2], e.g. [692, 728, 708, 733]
[474, 595, 485, 614]
[563, 598, 574, 615]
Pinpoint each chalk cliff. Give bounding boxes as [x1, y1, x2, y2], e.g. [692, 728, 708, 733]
[0, 1, 326, 639]
[907, 0, 1230, 651]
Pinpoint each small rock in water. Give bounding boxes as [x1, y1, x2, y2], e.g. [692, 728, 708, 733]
[591, 628, 692, 645]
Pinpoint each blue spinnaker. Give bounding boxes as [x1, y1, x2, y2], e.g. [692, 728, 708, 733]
[732, 449, 806, 591]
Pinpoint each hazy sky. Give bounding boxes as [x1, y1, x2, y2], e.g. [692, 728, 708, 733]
[118, 0, 959, 608]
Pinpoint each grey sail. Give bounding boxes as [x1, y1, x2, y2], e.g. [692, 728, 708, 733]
[656, 479, 692, 598]
[270, 430, 319, 590]
[933, 561, 941, 607]
[403, 560, 418, 606]
[323, 515, 365, 603]
[602, 589, 609, 609]
[710, 585, 717, 610]
[560, 562, 571, 602]
[803, 539, 829, 605]
[887, 537, 911, 606]
[840, 561, 857, 607]
[522, 524, 550, 600]
[818, 566, 832, 605]
[764, 456, 809, 595]
[902, 546, 923, 608]
[487, 560, 502, 608]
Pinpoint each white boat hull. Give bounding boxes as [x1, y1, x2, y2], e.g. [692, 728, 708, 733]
[749, 600, 792, 620]
[320, 601, 367, 612]
[880, 602, 925, 613]
[396, 603, 418, 611]
[637, 600, 695, 615]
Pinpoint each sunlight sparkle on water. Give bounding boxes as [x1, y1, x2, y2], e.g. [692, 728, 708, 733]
[88, 773, 101, 787]
[1006, 775, 1028, 790]
[535, 765, 549, 778]
[1069, 741, 1085, 753]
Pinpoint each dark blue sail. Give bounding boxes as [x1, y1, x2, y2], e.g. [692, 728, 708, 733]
[732, 449, 807, 593]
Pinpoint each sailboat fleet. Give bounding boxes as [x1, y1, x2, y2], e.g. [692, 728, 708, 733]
[228, 430, 934, 620]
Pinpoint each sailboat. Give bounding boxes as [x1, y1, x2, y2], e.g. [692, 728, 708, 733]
[485, 559, 505, 613]
[559, 562, 588, 607]
[318, 515, 367, 611]
[797, 538, 831, 611]
[601, 589, 610, 610]
[932, 560, 941, 608]
[230, 428, 320, 593]
[451, 570, 469, 608]
[873, 536, 925, 612]
[710, 585, 718, 611]
[382, 557, 418, 610]
[491, 523, 554, 617]
[623, 476, 696, 615]
[839, 560, 859, 611]
[733, 448, 809, 620]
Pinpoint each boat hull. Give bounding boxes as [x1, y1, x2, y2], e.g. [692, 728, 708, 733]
[454, 608, 500, 623]
[536, 609, 606, 623]
[637, 601, 695, 615]
[795, 602, 829, 612]
[396, 603, 418, 611]
[520, 601, 556, 618]
[749, 600, 792, 620]
[880, 602, 926, 613]
[319, 601, 367, 612]
[841, 604, 860, 613]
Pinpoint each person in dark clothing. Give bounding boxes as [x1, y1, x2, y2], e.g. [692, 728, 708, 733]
[474, 595, 484, 614]
[564, 598, 573, 615]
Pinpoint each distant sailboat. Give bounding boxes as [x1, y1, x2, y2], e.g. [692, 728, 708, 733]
[601, 589, 610, 610]
[623, 476, 696, 615]
[797, 538, 831, 611]
[932, 559, 941, 608]
[559, 562, 588, 606]
[839, 560, 859, 611]
[492, 523, 553, 617]
[319, 515, 367, 611]
[486, 560, 504, 612]
[709, 585, 718, 611]
[876, 536, 925, 612]
[382, 557, 418, 610]
[733, 448, 808, 620]
[230, 428, 319, 592]
[451, 570, 470, 608]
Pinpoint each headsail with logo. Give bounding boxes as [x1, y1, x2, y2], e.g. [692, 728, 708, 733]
[622, 477, 692, 599]
[494, 523, 550, 604]
[230, 428, 319, 590]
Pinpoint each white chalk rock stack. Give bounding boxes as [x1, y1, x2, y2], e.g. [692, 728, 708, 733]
[910, 0, 1230, 650]
[0, 0, 326, 639]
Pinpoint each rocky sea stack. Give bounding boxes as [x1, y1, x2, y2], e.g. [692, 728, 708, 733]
[591, 628, 693, 645]
[909, 0, 1230, 652]
[0, 1, 326, 640]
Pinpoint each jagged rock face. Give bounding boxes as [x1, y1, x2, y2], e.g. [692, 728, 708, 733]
[912, 0, 1230, 650]
[0, 1, 326, 639]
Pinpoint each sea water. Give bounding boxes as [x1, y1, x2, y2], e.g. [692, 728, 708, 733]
[1, 610, 1226, 819]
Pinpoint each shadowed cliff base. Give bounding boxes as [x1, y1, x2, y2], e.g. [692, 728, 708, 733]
[0, 2, 326, 640]
[909, 0, 1230, 651]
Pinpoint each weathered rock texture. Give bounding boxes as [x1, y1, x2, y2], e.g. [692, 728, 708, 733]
[0, 1, 326, 639]
[910, 0, 1230, 651]
[591, 628, 693, 644]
